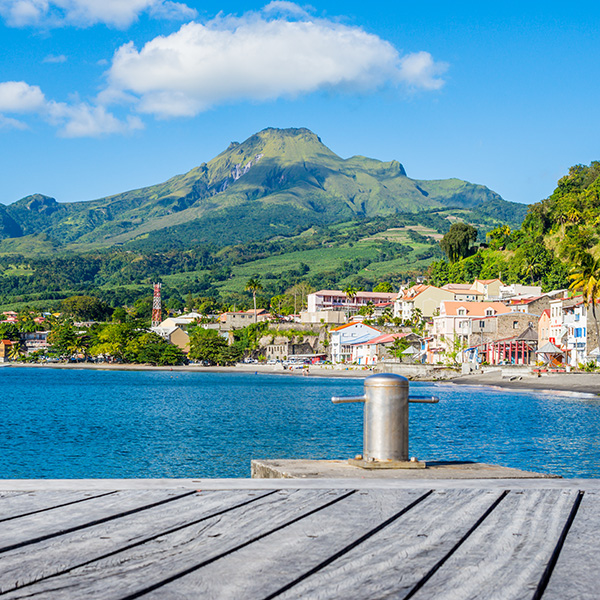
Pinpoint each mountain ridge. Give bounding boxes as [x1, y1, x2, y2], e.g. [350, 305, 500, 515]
[1, 127, 527, 249]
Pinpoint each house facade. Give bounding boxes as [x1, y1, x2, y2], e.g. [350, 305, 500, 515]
[394, 285, 455, 320]
[329, 322, 381, 363]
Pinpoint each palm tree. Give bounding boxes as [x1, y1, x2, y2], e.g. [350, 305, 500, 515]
[570, 252, 600, 354]
[343, 285, 358, 319]
[245, 277, 263, 323]
[7, 342, 22, 362]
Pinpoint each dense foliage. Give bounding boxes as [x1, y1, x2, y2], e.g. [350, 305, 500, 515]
[428, 162, 600, 292]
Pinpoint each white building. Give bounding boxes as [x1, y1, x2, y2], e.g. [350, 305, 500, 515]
[499, 284, 543, 299]
[329, 322, 381, 364]
[563, 301, 588, 366]
[307, 290, 396, 314]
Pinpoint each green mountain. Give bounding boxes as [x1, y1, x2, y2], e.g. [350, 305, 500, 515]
[1, 127, 527, 249]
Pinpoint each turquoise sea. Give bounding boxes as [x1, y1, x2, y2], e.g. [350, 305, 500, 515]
[1, 367, 599, 479]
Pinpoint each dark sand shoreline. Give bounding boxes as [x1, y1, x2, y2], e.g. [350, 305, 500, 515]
[5, 362, 600, 394]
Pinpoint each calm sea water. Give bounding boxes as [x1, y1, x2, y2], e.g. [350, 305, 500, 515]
[1, 367, 599, 479]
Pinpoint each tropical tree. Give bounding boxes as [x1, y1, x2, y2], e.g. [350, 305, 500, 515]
[440, 223, 478, 263]
[7, 342, 23, 361]
[245, 277, 263, 323]
[569, 252, 600, 352]
[389, 336, 410, 361]
[373, 281, 394, 293]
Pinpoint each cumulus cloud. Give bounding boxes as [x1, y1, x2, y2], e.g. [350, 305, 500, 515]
[399, 51, 447, 90]
[0, 0, 197, 28]
[0, 80, 144, 137]
[47, 101, 144, 136]
[105, 8, 448, 118]
[0, 81, 46, 112]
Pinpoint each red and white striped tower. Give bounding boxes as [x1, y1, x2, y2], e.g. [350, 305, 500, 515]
[151, 283, 162, 328]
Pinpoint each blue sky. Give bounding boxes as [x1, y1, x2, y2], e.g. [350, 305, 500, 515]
[1, 0, 599, 208]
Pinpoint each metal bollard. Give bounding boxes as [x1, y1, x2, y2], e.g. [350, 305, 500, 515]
[332, 373, 438, 469]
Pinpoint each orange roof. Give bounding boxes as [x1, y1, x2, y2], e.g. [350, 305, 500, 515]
[440, 301, 511, 317]
[474, 278, 503, 284]
[364, 333, 409, 345]
[330, 322, 381, 333]
[398, 284, 448, 301]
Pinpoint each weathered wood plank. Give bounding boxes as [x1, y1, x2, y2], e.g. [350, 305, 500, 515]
[407, 489, 578, 600]
[0, 491, 111, 522]
[0, 489, 352, 599]
[0, 490, 271, 594]
[0, 489, 189, 553]
[270, 488, 504, 600]
[139, 489, 436, 600]
[543, 490, 600, 600]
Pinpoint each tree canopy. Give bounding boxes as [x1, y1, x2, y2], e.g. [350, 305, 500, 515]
[440, 223, 478, 263]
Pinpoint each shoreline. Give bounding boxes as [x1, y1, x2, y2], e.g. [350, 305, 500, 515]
[2, 362, 370, 379]
[449, 371, 600, 397]
[4, 361, 600, 394]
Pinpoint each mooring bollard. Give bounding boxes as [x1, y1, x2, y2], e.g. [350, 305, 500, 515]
[332, 373, 438, 469]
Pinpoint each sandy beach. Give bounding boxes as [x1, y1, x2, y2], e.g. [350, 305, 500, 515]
[449, 370, 600, 396]
[5, 362, 371, 378]
[6, 362, 600, 394]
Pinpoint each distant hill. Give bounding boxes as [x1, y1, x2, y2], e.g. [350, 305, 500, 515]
[1, 127, 527, 249]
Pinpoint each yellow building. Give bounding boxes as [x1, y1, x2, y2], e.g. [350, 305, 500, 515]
[394, 285, 455, 320]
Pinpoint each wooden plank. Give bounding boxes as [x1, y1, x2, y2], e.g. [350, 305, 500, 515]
[0, 489, 353, 599]
[0, 489, 190, 553]
[139, 489, 436, 600]
[0, 478, 599, 491]
[0, 491, 112, 522]
[543, 490, 600, 600]
[407, 489, 578, 600]
[270, 489, 505, 600]
[0, 490, 272, 594]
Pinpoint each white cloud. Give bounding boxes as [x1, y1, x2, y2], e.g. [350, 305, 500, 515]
[262, 1, 311, 17]
[0, 80, 144, 137]
[0, 81, 46, 112]
[0, 0, 197, 28]
[0, 114, 28, 129]
[399, 51, 448, 91]
[105, 9, 448, 118]
[47, 101, 144, 137]
[43, 53, 67, 63]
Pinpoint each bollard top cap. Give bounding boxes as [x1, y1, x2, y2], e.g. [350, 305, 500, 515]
[365, 373, 408, 388]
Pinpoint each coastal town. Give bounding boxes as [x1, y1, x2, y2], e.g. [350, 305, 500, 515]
[1, 277, 597, 372]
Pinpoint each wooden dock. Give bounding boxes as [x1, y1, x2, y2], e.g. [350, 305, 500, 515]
[0, 478, 598, 599]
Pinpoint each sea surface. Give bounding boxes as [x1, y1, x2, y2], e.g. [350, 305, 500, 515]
[1, 367, 599, 479]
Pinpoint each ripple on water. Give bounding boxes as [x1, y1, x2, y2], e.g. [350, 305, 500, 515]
[0, 368, 599, 478]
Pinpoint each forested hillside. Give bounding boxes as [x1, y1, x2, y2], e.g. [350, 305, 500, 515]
[428, 161, 600, 290]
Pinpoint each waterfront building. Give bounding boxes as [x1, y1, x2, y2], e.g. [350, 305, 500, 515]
[150, 326, 190, 354]
[431, 301, 511, 362]
[329, 322, 381, 363]
[350, 332, 421, 366]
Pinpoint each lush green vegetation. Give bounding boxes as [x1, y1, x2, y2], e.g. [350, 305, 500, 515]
[428, 162, 600, 292]
[0, 206, 512, 312]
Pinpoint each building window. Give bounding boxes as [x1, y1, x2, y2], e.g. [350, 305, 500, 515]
[513, 321, 518, 329]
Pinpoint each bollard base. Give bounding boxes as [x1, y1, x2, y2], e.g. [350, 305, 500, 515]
[348, 458, 426, 469]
